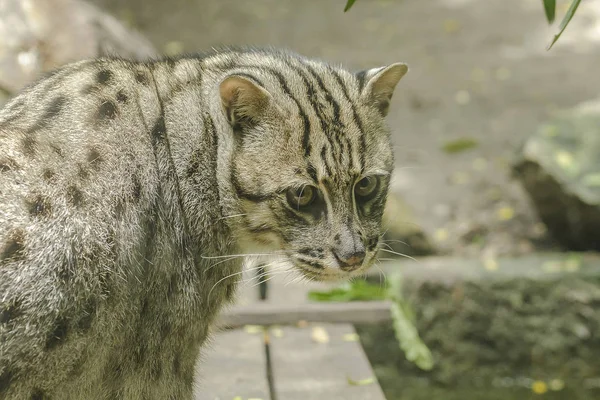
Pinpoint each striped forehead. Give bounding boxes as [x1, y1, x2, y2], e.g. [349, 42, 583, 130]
[260, 59, 368, 179]
[209, 51, 386, 180]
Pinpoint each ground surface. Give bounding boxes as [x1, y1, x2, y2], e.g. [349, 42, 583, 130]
[90, 0, 600, 259]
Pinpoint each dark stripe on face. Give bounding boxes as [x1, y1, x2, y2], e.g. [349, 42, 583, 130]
[329, 68, 367, 171]
[295, 255, 324, 269]
[298, 61, 348, 168]
[298, 248, 324, 258]
[306, 163, 318, 182]
[282, 60, 330, 136]
[264, 68, 312, 157]
[247, 224, 279, 235]
[300, 61, 341, 123]
[320, 146, 333, 178]
[276, 202, 312, 225]
[283, 60, 349, 176]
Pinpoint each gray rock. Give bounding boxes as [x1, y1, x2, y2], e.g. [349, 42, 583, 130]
[0, 0, 156, 105]
[513, 100, 600, 250]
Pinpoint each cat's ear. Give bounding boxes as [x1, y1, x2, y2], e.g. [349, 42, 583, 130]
[358, 63, 408, 117]
[219, 75, 271, 128]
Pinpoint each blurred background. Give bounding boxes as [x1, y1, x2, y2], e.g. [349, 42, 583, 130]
[3, 0, 600, 399]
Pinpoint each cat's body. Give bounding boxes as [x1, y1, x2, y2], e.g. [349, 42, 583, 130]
[0, 48, 407, 399]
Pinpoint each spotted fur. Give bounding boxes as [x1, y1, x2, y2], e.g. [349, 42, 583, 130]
[0, 47, 408, 399]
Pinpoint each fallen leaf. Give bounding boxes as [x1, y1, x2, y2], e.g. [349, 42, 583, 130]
[532, 380, 548, 394]
[549, 378, 565, 391]
[297, 320, 308, 328]
[497, 206, 515, 221]
[555, 150, 574, 168]
[312, 326, 330, 343]
[442, 138, 478, 154]
[243, 325, 264, 334]
[484, 258, 499, 271]
[271, 327, 284, 338]
[347, 376, 375, 386]
[434, 228, 449, 242]
[342, 333, 360, 342]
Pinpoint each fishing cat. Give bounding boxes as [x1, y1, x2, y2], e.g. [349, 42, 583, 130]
[0, 47, 408, 399]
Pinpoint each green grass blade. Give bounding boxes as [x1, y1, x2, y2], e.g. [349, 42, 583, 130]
[543, 0, 556, 23]
[547, 0, 582, 50]
[344, 0, 357, 12]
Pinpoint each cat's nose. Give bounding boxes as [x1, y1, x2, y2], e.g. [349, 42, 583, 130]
[333, 250, 365, 271]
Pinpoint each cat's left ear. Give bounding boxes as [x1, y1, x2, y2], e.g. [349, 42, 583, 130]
[219, 75, 272, 129]
[358, 63, 408, 117]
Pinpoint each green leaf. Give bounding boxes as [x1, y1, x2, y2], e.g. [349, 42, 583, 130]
[543, 0, 556, 23]
[547, 0, 581, 50]
[347, 376, 376, 386]
[441, 137, 478, 154]
[344, 0, 357, 12]
[308, 280, 387, 302]
[387, 274, 434, 371]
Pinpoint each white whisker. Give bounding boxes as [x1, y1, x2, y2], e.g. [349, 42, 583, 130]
[206, 256, 239, 271]
[378, 248, 421, 264]
[217, 213, 247, 221]
[201, 252, 282, 260]
[381, 239, 410, 247]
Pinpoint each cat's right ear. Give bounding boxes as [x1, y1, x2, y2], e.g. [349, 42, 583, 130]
[357, 63, 408, 117]
[219, 75, 271, 129]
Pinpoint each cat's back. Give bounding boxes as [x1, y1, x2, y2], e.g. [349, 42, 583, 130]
[0, 57, 158, 287]
[0, 58, 164, 398]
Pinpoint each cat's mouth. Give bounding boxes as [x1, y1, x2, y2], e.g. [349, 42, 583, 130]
[290, 253, 374, 282]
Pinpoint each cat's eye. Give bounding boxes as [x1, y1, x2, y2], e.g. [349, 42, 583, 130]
[355, 176, 379, 199]
[286, 186, 317, 209]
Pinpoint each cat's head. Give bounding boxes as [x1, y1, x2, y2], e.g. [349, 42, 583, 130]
[219, 55, 407, 281]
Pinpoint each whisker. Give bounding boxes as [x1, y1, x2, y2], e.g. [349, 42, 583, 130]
[208, 269, 247, 298]
[217, 213, 247, 221]
[240, 264, 288, 287]
[250, 269, 289, 288]
[381, 239, 410, 247]
[201, 251, 284, 260]
[282, 270, 300, 287]
[206, 256, 239, 271]
[376, 263, 387, 288]
[378, 248, 421, 264]
[380, 243, 394, 251]
[208, 262, 282, 297]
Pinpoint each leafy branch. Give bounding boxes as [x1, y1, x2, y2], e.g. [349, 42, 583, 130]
[343, 0, 582, 50]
